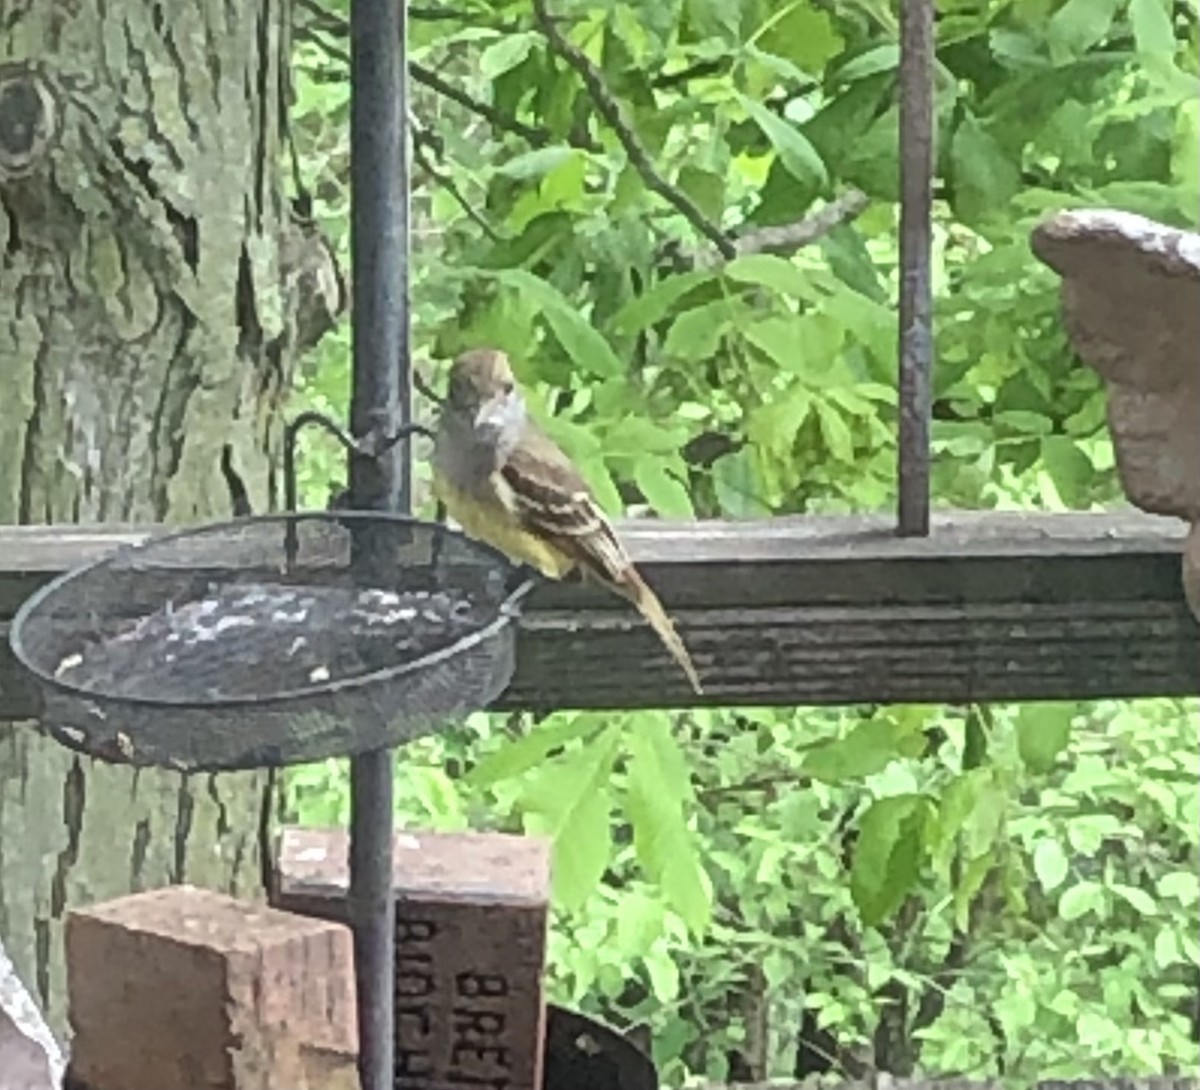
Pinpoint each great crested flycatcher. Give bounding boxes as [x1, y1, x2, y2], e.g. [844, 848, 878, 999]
[431, 347, 703, 694]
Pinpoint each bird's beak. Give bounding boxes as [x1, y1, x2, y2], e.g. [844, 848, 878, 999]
[474, 392, 510, 435]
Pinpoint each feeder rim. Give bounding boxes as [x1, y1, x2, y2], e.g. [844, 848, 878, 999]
[8, 510, 537, 711]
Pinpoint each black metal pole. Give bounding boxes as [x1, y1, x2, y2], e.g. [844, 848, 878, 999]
[897, 0, 935, 537]
[347, 0, 410, 1083]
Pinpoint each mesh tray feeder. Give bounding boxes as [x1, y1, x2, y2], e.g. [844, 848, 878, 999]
[9, 512, 534, 771]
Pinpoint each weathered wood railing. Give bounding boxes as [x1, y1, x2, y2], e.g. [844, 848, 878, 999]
[2, 511, 1196, 719]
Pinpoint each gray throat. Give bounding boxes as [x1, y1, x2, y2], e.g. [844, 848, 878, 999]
[434, 414, 503, 498]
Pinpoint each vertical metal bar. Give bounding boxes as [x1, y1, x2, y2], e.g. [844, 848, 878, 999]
[348, 752, 397, 1090]
[347, 0, 410, 1084]
[897, 0, 935, 537]
[349, 0, 411, 509]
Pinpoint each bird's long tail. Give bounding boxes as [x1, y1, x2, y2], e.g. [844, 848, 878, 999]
[619, 567, 703, 694]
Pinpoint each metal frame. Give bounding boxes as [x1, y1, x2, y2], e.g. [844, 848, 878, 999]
[897, 0, 935, 538]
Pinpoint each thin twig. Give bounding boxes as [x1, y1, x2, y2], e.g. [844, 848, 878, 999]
[294, 0, 578, 149]
[530, 0, 736, 259]
[413, 368, 444, 407]
[409, 62, 562, 148]
[411, 134, 500, 240]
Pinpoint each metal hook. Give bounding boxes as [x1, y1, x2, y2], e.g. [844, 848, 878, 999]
[281, 412, 436, 568]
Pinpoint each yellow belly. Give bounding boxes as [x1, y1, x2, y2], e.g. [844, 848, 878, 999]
[433, 473, 575, 581]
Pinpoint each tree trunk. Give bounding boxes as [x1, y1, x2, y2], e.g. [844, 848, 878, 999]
[0, 0, 341, 1038]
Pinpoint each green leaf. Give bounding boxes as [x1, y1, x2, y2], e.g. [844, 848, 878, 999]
[994, 409, 1054, 436]
[851, 794, 929, 927]
[625, 720, 711, 935]
[644, 948, 681, 1004]
[929, 769, 989, 875]
[723, 253, 815, 299]
[742, 316, 802, 370]
[474, 213, 570, 271]
[1047, 0, 1122, 62]
[948, 112, 1021, 230]
[711, 448, 772, 517]
[520, 727, 621, 911]
[816, 402, 854, 462]
[802, 719, 905, 783]
[755, 3, 844, 72]
[1065, 814, 1123, 855]
[683, 0, 740, 44]
[1156, 870, 1200, 906]
[575, 453, 625, 515]
[1154, 929, 1182, 969]
[1058, 880, 1105, 922]
[1172, 99, 1200, 204]
[747, 383, 810, 456]
[663, 301, 729, 360]
[496, 269, 624, 377]
[1040, 435, 1094, 508]
[466, 713, 601, 788]
[611, 271, 715, 335]
[1015, 705, 1073, 774]
[677, 165, 726, 222]
[836, 44, 900, 83]
[1076, 1010, 1121, 1050]
[495, 146, 579, 180]
[603, 415, 691, 455]
[822, 286, 894, 363]
[615, 891, 665, 959]
[539, 150, 588, 207]
[634, 461, 695, 517]
[736, 94, 828, 189]
[407, 767, 468, 828]
[961, 779, 1007, 859]
[953, 850, 995, 931]
[1128, 0, 1176, 55]
[1110, 883, 1157, 916]
[1032, 839, 1070, 892]
[479, 32, 539, 79]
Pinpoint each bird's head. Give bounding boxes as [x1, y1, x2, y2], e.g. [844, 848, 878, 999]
[445, 348, 527, 446]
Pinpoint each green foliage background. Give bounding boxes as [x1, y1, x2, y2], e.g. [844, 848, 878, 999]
[284, 0, 1199, 1081]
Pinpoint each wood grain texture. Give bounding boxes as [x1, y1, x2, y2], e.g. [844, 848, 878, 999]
[1, 510, 1197, 716]
[0, 0, 323, 1035]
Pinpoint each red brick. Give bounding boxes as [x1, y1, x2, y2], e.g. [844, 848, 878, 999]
[65, 885, 358, 1090]
[272, 827, 551, 1090]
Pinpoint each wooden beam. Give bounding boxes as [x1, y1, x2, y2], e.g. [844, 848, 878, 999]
[1, 512, 1197, 719]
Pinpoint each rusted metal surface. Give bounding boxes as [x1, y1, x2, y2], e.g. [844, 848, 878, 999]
[896, 0, 936, 537]
[273, 826, 552, 1090]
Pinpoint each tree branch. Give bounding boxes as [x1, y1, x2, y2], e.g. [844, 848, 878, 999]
[409, 61, 561, 148]
[411, 131, 500, 240]
[530, 0, 737, 259]
[294, 0, 574, 148]
[685, 188, 870, 268]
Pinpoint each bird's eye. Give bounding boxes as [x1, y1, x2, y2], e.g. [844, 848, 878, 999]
[502, 381, 514, 395]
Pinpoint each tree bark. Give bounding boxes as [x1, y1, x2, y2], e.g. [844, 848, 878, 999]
[0, 0, 340, 1038]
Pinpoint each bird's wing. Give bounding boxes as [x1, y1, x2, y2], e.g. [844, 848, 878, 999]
[499, 427, 630, 583]
[500, 422, 703, 694]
